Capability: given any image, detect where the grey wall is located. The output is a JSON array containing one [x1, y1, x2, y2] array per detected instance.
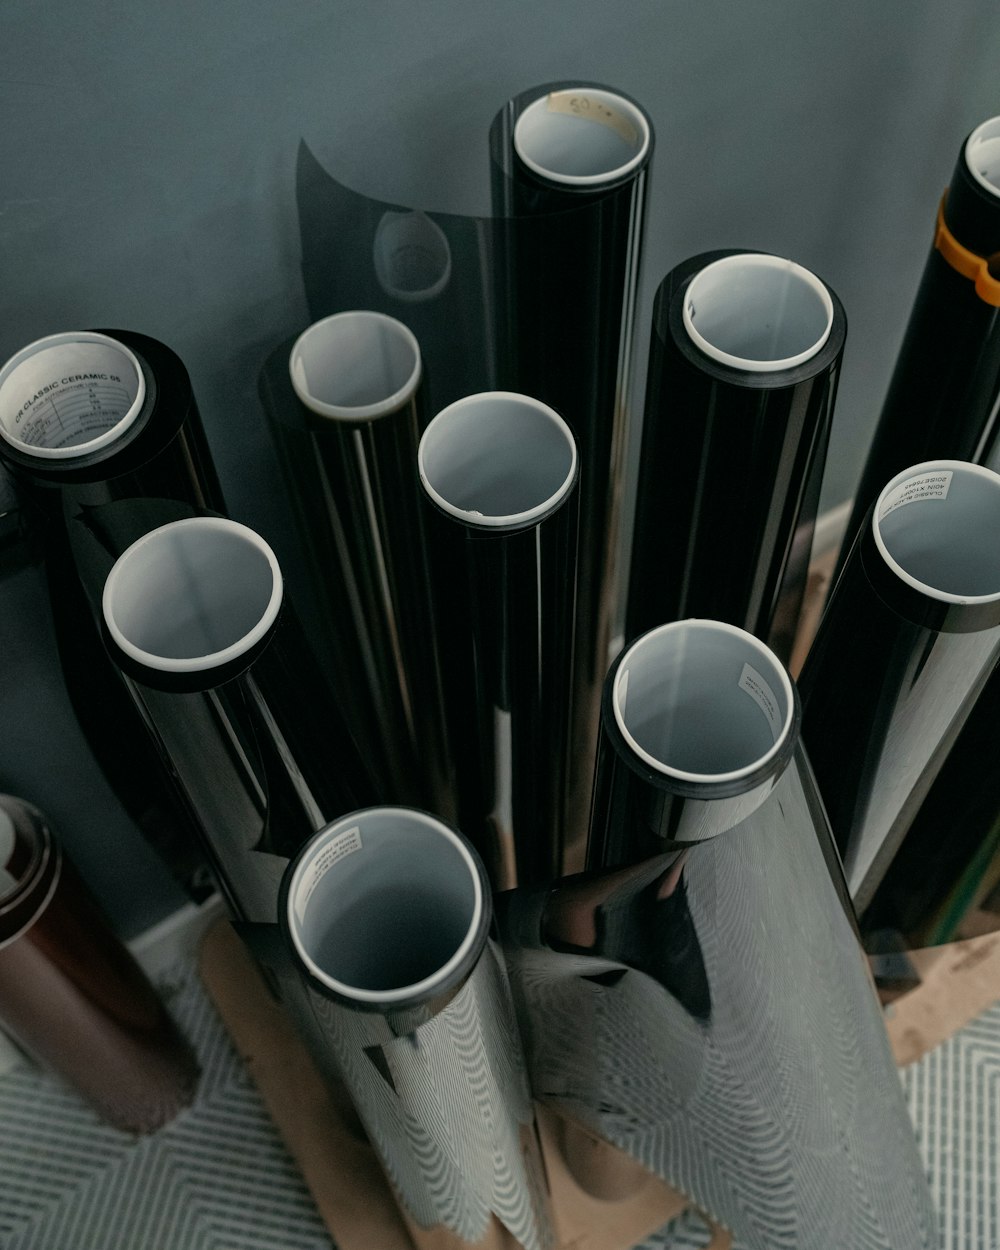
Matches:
[[1, 0, 998, 929]]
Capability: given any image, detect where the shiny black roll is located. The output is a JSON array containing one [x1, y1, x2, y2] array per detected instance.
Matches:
[[0, 330, 225, 899], [800, 460, 1000, 914], [98, 512, 376, 922], [500, 619, 935, 1249], [491, 83, 653, 869], [841, 116, 1000, 571], [280, 807, 552, 1250], [863, 667, 1000, 949], [418, 392, 579, 891], [260, 312, 455, 817], [626, 251, 846, 662], [293, 85, 652, 876]]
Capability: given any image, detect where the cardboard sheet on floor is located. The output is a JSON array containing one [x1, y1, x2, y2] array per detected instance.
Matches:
[[885, 932, 1000, 1066]]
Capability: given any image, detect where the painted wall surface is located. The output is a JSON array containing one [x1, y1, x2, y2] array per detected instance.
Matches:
[[1, 1, 997, 929]]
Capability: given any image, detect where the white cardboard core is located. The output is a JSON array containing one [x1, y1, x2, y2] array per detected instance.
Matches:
[[289, 311, 422, 422], [965, 116, 1000, 199], [682, 254, 834, 371], [613, 619, 793, 783], [873, 460, 1000, 602], [287, 808, 483, 1005], [418, 391, 577, 528], [513, 88, 650, 186], [102, 517, 283, 673], [374, 211, 452, 302], [0, 332, 145, 458]]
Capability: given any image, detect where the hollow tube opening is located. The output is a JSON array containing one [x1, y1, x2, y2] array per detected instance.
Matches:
[[682, 254, 834, 371], [289, 311, 422, 421], [102, 517, 283, 673], [287, 808, 483, 1004], [0, 332, 145, 459], [613, 620, 794, 783], [373, 211, 452, 303], [513, 87, 650, 186], [873, 460, 1000, 602], [965, 116, 1000, 199], [418, 391, 577, 528]]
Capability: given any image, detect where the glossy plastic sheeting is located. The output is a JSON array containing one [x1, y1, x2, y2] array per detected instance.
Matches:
[[280, 809, 552, 1250], [0, 793, 197, 1133], [864, 669, 1000, 949], [293, 82, 652, 872], [418, 393, 579, 890], [93, 511, 376, 924], [0, 329, 225, 899], [841, 116, 1000, 570], [260, 314, 455, 818], [800, 461, 1000, 915], [626, 251, 846, 662], [499, 620, 935, 1250]]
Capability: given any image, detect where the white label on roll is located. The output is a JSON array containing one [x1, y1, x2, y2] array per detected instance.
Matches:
[[878, 470, 953, 519], [294, 826, 363, 925], [0, 337, 142, 453], [739, 663, 781, 740], [11, 375, 132, 448], [546, 91, 638, 145]]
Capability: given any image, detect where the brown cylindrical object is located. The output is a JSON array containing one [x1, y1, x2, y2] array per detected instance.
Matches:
[[0, 793, 198, 1133]]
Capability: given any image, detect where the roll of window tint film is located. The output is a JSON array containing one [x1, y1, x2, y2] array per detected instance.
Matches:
[[500, 620, 936, 1249], [626, 251, 846, 662]]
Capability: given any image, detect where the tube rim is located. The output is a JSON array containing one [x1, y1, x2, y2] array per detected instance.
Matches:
[[284, 807, 487, 1008], [289, 311, 422, 422], [513, 86, 651, 187], [611, 619, 796, 785], [418, 390, 578, 530], [871, 459, 1000, 606], [964, 116, 1000, 201], [102, 516, 283, 675], [0, 331, 146, 459], [681, 253, 834, 373]]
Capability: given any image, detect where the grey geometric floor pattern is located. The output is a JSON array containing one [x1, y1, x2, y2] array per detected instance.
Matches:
[[0, 957, 996, 1249]]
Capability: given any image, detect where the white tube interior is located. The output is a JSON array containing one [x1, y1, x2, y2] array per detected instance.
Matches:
[[874, 461, 1000, 602], [102, 517, 283, 673], [373, 211, 452, 302], [289, 311, 421, 421], [0, 332, 145, 458], [513, 87, 650, 186], [965, 116, 1000, 199], [287, 808, 483, 1004], [613, 620, 794, 783], [682, 254, 834, 371], [418, 391, 577, 528]]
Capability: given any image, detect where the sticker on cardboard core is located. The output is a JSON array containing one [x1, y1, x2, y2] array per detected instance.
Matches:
[[738, 663, 781, 741], [879, 471, 953, 519], [546, 91, 639, 146], [294, 826, 363, 925], [0, 339, 142, 452]]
